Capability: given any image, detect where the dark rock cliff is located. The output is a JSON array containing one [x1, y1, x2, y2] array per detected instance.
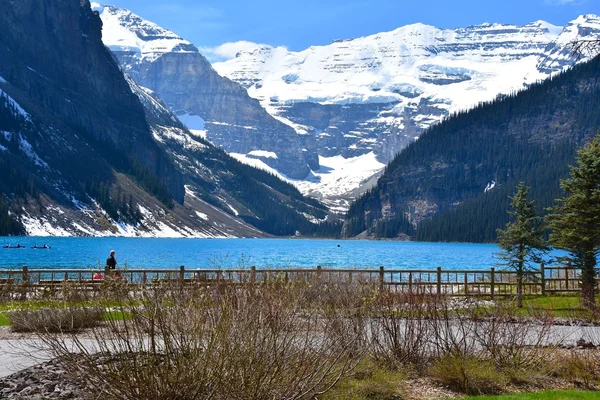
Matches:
[[0, 0, 184, 202]]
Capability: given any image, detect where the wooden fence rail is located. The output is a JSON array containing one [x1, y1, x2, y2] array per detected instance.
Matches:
[[0, 265, 598, 297]]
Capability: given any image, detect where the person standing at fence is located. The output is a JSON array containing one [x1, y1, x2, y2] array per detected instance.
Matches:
[[106, 250, 124, 279], [106, 250, 117, 271]]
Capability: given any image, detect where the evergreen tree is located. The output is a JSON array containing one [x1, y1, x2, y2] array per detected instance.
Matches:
[[547, 135, 600, 309], [496, 183, 548, 308]]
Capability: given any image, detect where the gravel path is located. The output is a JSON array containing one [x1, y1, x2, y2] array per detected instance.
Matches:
[[0, 358, 86, 399]]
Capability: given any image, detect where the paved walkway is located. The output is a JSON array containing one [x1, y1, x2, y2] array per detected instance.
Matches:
[[0, 339, 101, 378], [1, 324, 599, 378], [0, 340, 52, 378]]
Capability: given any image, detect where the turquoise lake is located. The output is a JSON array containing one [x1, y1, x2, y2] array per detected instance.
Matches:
[[0, 237, 558, 271]]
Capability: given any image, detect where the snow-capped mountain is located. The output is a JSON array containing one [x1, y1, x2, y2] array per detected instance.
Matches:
[[214, 15, 600, 210], [92, 3, 317, 180], [0, 0, 331, 238], [91, 3, 600, 212]]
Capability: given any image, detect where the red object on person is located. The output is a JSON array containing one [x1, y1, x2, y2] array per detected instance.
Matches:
[[92, 272, 104, 280]]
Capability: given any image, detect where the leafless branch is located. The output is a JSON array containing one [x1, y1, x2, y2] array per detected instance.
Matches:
[[568, 38, 600, 59]]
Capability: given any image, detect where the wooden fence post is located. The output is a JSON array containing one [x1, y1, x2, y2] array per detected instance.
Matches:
[[250, 266, 256, 284], [540, 263, 546, 296], [565, 266, 569, 291], [379, 266, 384, 290], [437, 267, 442, 295], [22, 265, 28, 284], [490, 267, 495, 300], [408, 272, 413, 294], [317, 265, 322, 281], [179, 265, 185, 285], [464, 273, 469, 295]]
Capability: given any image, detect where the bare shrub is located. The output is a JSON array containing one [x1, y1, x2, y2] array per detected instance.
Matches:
[[32, 280, 370, 400], [369, 289, 434, 369], [9, 307, 104, 333], [0, 279, 16, 301], [472, 300, 556, 372], [427, 296, 482, 359]]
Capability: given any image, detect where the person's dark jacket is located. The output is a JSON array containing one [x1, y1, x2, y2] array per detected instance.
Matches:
[[106, 255, 117, 270]]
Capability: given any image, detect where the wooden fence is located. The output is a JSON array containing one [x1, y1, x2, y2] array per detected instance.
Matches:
[[1, 264, 599, 298]]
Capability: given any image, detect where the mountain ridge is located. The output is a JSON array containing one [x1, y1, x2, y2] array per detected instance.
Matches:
[[214, 14, 600, 210]]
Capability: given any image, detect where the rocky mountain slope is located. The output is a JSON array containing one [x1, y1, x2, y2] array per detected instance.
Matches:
[[0, 0, 333, 237], [215, 15, 600, 208], [343, 55, 600, 241], [92, 3, 316, 180]]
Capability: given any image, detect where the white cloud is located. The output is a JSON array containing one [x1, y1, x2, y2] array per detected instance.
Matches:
[[198, 41, 271, 62]]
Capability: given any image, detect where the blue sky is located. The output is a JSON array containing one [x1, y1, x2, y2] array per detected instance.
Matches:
[[110, 0, 598, 58]]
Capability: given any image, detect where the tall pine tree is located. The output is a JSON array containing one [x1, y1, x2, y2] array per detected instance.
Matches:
[[547, 135, 600, 309], [496, 183, 547, 308]]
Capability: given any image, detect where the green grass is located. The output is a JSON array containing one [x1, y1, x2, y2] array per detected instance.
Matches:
[[464, 390, 600, 399], [517, 295, 600, 319]]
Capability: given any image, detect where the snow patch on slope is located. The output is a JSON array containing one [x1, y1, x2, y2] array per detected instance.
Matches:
[[231, 151, 385, 212], [22, 215, 72, 237], [0, 88, 31, 120], [248, 150, 278, 159], [18, 134, 48, 168]]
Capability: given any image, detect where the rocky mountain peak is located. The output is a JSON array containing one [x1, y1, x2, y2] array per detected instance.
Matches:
[[94, 4, 315, 179], [91, 3, 197, 61]]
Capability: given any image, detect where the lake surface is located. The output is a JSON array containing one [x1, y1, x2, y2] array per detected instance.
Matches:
[[0, 237, 557, 271]]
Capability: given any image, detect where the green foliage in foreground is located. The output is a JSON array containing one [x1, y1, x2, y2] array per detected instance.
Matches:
[[463, 390, 600, 400]]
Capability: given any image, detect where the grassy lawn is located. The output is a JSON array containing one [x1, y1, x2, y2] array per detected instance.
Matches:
[[1, 294, 598, 327], [464, 390, 600, 399], [518, 295, 600, 319]]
